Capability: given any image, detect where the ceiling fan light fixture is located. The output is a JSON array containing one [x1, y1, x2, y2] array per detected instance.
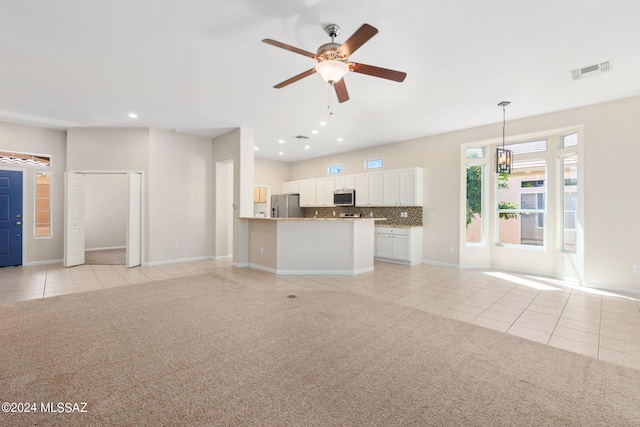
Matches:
[[315, 60, 349, 83]]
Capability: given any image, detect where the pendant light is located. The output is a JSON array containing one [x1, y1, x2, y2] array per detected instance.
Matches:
[[496, 101, 512, 174]]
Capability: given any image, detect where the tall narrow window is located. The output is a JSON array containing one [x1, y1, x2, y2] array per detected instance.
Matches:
[[497, 160, 546, 246], [466, 165, 483, 243], [35, 172, 51, 237], [563, 155, 578, 252]]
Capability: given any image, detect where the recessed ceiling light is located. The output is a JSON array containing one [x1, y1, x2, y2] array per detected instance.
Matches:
[[337, 137, 344, 142], [171, 129, 181, 133], [304, 145, 310, 149], [319, 121, 327, 126], [278, 139, 285, 144], [128, 113, 138, 119], [254, 147, 259, 151], [311, 130, 318, 134], [279, 152, 284, 156]]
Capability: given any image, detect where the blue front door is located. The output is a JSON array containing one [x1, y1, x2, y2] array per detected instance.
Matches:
[[0, 170, 23, 267]]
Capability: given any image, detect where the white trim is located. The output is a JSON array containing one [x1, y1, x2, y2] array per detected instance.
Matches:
[[142, 256, 214, 267], [422, 260, 460, 269], [213, 255, 232, 261], [458, 263, 491, 270], [233, 262, 249, 268], [375, 258, 420, 267], [24, 259, 63, 266], [249, 263, 374, 275], [85, 246, 126, 252], [248, 263, 276, 274]]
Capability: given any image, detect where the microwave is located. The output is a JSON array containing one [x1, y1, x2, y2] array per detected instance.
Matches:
[[333, 189, 356, 206]]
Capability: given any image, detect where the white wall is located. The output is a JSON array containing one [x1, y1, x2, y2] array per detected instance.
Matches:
[[147, 128, 212, 263], [67, 128, 149, 171], [211, 128, 254, 265], [288, 96, 640, 292], [0, 121, 67, 264], [254, 156, 290, 195], [84, 174, 127, 250], [67, 127, 214, 265]]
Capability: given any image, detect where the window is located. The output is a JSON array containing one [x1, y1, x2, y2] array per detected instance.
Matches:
[[0, 151, 51, 166], [503, 139, 547, 155], [521, 180, 544, 188], [563, 155, 578, 252], [497, 160, 546, 246], [563, 133, 578, 148], [365, 159, 383, 169], [466, 165, 483, 243], [35, 172, 52, 238], [466, 148, 485, 158], [328, 164, 342, 175]]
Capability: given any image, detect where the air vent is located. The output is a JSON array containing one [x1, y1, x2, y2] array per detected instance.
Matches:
[[570, 60, 612, 81], [293, 135, 309, 140]]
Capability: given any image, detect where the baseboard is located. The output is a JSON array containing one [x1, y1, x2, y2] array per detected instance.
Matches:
[[233, 262, 249, 268], [142, 256, 214, 267], [23, 259, 63, 267], [422, 259, 460, 269], [85, 246, 126, 252], [213, 255, 232, 261]]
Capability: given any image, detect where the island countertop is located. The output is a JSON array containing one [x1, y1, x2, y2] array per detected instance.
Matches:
[[241, 217, 386, 221]]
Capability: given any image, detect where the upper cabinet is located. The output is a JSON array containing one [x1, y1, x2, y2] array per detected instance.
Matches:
[[283, 167, 423, 207], [383, 168, 423, 206], [253, 186, 268, 203]]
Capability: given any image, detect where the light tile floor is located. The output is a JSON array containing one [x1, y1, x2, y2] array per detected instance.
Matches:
[[1, 260, 639, 371]]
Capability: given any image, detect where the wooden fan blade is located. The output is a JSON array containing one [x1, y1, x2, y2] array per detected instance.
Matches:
[[339, 24, 378, 57], [262, 39, 316, 59], [274, 68, 317, 88], [333, 78, 349, 103], [350, 62, 407, 82]]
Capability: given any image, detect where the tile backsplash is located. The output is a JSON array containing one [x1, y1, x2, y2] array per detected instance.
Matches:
[[303, 206, 423, 227]]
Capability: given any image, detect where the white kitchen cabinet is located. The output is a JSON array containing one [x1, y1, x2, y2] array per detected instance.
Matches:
[[306, 179, 317, 206], [383, 170, 400, 205], [289, 180, 301, 195], [283, 166, 423, 208], [324, 177, 336, 206], [355, 173, 369, 206], [334, 174, 355, 190], [311, 178, 324, 206], [382, 167, 423, 206], [368, 172, 384, 206], [299, 180, 310, 206], [374, 226, 423, 266]]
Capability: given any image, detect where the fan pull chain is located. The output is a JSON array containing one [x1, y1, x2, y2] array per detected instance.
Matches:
[[328, 83, 334, 115]]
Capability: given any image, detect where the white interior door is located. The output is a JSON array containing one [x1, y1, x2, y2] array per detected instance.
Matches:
[[64, 173, 85, 267], [126, 172, 141, 268]]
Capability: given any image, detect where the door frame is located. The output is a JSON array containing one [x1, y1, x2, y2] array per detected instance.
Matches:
[[66, 170, 144, 267], [0, 167, 27, 266]]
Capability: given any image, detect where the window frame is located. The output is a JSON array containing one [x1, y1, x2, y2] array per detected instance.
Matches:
[[34, 171, 52, 239]]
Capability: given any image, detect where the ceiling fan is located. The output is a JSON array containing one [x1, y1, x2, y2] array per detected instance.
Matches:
[[262, 23, 406, 103]]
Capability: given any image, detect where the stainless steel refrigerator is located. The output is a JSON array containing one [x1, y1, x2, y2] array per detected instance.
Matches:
[[271, 193, 304, 218]]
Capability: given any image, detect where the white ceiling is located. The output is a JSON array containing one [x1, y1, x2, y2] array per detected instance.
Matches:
[[1, 0, 639, 161]]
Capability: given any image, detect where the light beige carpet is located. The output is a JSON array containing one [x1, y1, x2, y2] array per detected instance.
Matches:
[[84, 248, 125, 265], [1, 273, 639, 426]]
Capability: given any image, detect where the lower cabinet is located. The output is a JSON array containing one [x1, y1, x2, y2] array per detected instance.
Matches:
[[374, 227, 423, 266]]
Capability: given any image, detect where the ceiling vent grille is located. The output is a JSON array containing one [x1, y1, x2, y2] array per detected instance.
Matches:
[[570, 60, 611, 81], [293, 135, 309, 140]]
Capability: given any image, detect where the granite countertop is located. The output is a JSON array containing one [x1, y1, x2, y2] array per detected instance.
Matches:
[[243, 217, 387, 221], [375, 224, 424, 228]]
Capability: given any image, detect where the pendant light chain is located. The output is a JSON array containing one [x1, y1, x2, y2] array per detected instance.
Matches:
[[496, 101, 512, 174]]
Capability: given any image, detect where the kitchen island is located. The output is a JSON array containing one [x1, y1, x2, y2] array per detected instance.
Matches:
[[244, 217, 380, 275]]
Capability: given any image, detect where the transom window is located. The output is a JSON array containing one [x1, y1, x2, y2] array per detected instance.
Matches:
[[328, 164, 342, 175], [0, 151, 51, 167]]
